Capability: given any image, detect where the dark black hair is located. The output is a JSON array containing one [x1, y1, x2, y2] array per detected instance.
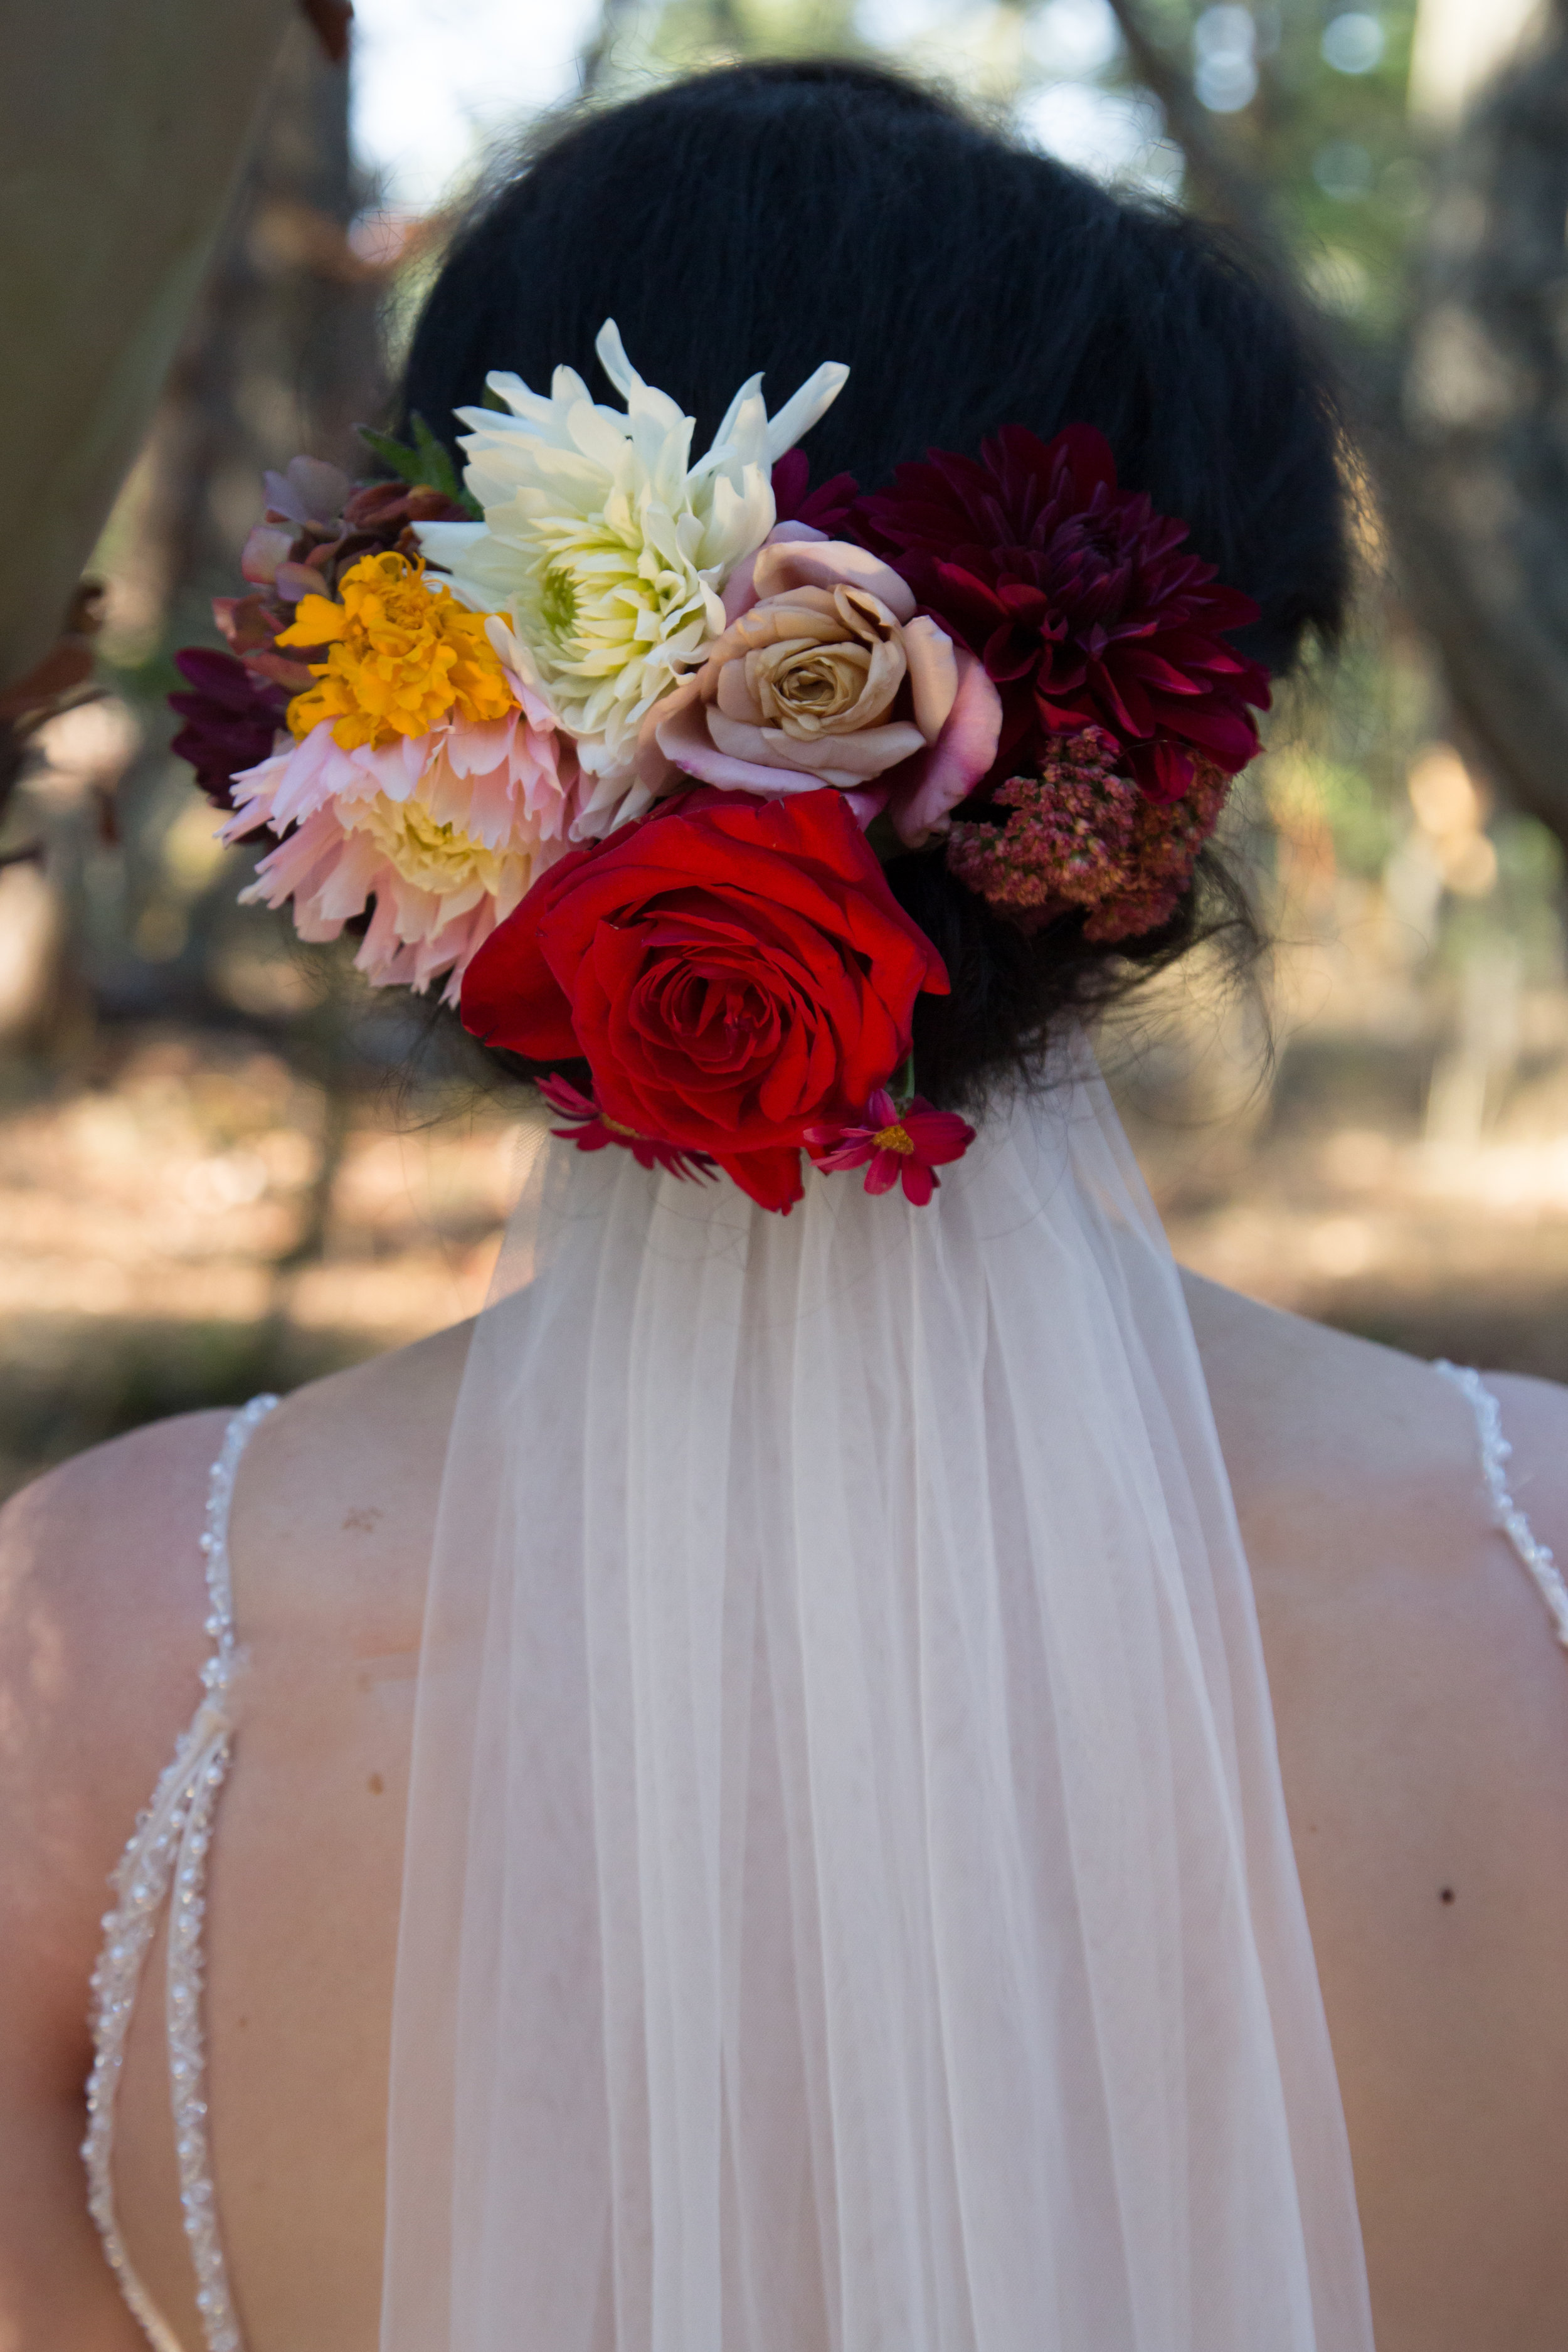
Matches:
[[403, 58, 1348, 1104]]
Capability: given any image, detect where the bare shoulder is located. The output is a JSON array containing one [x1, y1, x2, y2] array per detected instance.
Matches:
[[0, 1327, 475, 2349], [0, 1404, 228, 1662], [1182, 1269, 1479, 1496], [0, 1410, 243, 2346], [1181, 1268, 1568, 1581], [1184, 1273, 1568, 2351], [1180, 1267, 1568, 1761], [229, 1313, 475, 1652], [0, 1409, 232, 2039], [0, 1311, 474, 2040]]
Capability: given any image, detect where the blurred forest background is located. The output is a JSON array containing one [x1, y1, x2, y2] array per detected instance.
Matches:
[[3, 0, 1568, 1495]]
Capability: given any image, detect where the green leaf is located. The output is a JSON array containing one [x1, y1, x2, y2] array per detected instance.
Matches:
[[356, 421, 426, 487], [355, 415, 480, 516], [410, 413, 462, 499]]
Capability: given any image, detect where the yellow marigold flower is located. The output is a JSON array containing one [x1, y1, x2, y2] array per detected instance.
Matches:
[[278, 551, 514, 750]]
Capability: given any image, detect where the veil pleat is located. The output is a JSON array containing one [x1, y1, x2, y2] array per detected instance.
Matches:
[[382, 1050, 1374, 2352]]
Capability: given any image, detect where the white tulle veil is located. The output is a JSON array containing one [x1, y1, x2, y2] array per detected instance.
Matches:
[[380, 1042, 1374, 2352]]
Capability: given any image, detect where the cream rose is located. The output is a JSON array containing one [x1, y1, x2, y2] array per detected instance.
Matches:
[[638, 532, 1002, 844]]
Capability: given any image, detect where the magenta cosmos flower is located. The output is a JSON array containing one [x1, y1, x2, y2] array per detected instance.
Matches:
[[806, 1089, 975, 1205], [853, 424, 1271, 803], [539, 1075, 715, 1182]]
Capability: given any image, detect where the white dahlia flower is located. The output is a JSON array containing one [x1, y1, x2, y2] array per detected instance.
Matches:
[[415, 320, 848, 807]]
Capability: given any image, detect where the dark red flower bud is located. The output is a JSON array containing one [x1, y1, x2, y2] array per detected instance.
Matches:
[[169, 648, 289, 811]]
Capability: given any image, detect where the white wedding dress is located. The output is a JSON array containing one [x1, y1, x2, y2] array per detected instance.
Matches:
[[79, 1056, 1568, 2352]]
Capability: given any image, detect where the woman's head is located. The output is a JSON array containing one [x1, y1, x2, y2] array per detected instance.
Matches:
[[403, 59, 1348, 1102]]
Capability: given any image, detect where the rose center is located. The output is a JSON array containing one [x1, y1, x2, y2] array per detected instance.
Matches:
[[775, 647, 867, 715], [650, 959, 776, 1064], [749, 636, 884, 740]]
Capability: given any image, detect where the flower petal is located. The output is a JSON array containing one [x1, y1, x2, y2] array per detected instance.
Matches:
[[902, 616, 958, 743], [899, 1159, 936, 1205], [750, 537, 917, 621], [240, 524, 295, 587], [886, 650, 1004, 845], [721, 522, 830, 625]]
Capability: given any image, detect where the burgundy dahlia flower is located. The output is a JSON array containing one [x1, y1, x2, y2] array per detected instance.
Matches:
[[852, 425, 1271, 803], [770, 449, 860, 537], [168, 647, 290, 810]]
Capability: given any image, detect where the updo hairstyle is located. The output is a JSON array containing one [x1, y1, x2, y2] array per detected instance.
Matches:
[[401, 59, 1349, 1107]]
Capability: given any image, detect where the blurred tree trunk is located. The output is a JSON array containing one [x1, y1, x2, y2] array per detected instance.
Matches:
[[1370, 8, 1568, 843], [1109, 0, 1568, 857], [0, 0, 293, 694], [123, 17, 386, 653], [95, 16, 386, 1026]]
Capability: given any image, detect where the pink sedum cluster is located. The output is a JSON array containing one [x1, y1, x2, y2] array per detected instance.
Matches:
[[945, 728, 1229, 944], [1078, 763, 1231, 943]]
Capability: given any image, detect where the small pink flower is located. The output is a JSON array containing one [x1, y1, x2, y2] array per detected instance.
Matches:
[[539, 1075, 716, 1182], [805, 1088, 975, 1205]]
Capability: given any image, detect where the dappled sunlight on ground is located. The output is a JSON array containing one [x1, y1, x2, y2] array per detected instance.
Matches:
[[1159, 1104, 1568, 1375], [1120, 896, 1568, 1380], [5, 864, 1568, 1498], [0, 1029, 527, 1496]]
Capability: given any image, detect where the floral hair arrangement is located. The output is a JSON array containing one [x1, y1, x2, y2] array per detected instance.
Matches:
[[171, 322, 1269, 1214]]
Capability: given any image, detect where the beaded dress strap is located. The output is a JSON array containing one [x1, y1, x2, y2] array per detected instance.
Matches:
[[1435, 1361, 1568, 1649], [82, 1394, 278, 2352]]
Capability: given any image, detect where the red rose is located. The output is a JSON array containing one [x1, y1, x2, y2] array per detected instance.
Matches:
[[460, 787, 949, 1213]]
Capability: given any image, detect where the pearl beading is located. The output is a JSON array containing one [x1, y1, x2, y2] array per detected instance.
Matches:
[[82, 1394, 278, 2352], [1436, 1360, 1568, 1649]]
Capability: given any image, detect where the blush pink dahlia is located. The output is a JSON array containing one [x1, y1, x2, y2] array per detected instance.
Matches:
[[806, 1089, 975, 1205], [225, 686, 576, 1003], [853, 425, 1270, 803]]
